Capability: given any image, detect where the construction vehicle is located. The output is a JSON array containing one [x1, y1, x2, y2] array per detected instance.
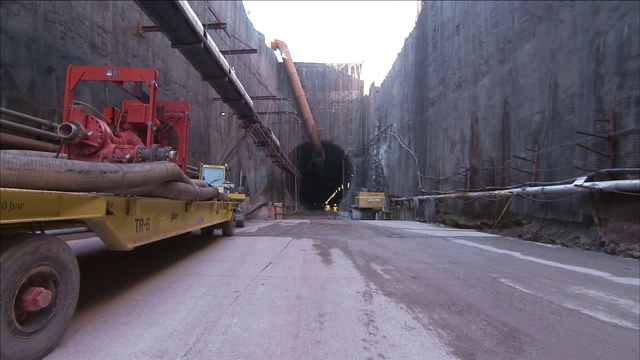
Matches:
[[199, 164, 247, 227], [347, 192, 389, 220], [0, 65, 237, 360]]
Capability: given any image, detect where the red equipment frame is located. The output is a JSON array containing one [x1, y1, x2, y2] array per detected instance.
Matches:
[[60, 65, 190, 173]]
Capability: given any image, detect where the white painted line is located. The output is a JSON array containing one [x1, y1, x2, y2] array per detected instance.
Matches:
[[452, 239, 640, 286], [498, 279, 640, 330], [530, 242, 562, 248], [277, 220, 310, 226], [362, 221, 498, 237], [568, 286, 640, 316], [498, 278, 535, 294], [241, 220, 310, 233], [242, 223, 275, 233], [406, 229, 498, 237], [370, 263, 392, 279], [558, 301, 640, 330]]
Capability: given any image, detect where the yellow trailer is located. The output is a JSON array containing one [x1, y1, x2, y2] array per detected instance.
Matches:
[[0, 187, 236, 360]]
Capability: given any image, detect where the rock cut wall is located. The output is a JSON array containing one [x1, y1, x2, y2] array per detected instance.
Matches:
[[368, 1, 640, 226]]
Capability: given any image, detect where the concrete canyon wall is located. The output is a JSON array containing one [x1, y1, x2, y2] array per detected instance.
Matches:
[[368, 1, 640, 233]]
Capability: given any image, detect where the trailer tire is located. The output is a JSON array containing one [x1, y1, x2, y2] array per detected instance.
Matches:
[[1, 234, 80, 360], [200, 226, 215, 237], [221, 218, 236, 236]]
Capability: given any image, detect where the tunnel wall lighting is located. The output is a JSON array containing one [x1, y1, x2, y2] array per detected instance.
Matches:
[[326, 189, 339, 204]]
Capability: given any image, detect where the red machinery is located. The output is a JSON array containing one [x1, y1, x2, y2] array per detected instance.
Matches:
[[58, 65, 190, 173]]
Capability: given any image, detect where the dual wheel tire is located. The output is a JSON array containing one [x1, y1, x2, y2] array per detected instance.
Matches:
[[200, 215, 236, 237], [1, 234, 80, 360]]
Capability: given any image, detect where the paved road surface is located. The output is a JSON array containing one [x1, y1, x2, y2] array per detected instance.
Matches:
[[47, 219, 640, 360]]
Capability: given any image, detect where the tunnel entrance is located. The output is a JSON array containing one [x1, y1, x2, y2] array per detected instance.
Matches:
[[288, 141, 354, 210]]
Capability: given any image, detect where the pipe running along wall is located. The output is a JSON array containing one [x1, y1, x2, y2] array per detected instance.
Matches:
[[134, 0, 300, 177], [392, 179, 640, 202], [270, 39, 325, 169]]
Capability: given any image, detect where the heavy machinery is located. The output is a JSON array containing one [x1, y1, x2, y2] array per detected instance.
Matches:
[[348, 192, 389, 220], [199, 164, 247, 227], [0, 65, 237, 360]]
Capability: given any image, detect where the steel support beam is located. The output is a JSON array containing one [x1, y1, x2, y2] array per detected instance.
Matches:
[[220, 49, 258, 55], [134, 0, 300, 177]]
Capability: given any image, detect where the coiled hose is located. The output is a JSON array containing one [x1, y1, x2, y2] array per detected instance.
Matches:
[[0, 150, 228, 201]]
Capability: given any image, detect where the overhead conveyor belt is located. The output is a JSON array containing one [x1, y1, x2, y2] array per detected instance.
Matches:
[[134, 0, 301, 177]]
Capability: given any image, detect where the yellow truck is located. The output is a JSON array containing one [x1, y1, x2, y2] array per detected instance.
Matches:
[[199, 164, 247, 227], [348, 192, 388, 220]]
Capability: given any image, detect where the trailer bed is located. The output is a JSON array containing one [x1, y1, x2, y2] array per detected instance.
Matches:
[[1, 188, 237, 250]]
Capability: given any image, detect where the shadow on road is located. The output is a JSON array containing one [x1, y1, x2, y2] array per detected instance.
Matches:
[[72, 232, 225, 314]]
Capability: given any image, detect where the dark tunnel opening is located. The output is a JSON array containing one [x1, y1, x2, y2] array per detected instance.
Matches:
[[288, 141, 354, 210]]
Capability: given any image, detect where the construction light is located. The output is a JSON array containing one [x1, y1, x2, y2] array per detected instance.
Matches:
[[325, 190, 338, 204]]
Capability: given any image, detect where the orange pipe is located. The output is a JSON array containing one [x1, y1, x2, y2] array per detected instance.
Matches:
[[270, 39, 325, 165]]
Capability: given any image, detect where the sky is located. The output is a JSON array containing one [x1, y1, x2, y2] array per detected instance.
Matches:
[[242, 1, 421, 93]]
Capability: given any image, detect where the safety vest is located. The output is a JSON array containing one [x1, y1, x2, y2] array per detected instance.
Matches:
[[324, 205, 330, 211], [332, 206, 338, 212]]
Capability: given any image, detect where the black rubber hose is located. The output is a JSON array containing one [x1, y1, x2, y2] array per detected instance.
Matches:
[[0, 107, 59, 130], [188, 179, 230, 200], [0, 119, 61, 140], [0, 149, 66, 158], [0, 152, 192, 193], [116, 181, 220, 201], [0, 151, 227, 201], [191, 179, 210, 188], [245, 201, 269, 217]]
